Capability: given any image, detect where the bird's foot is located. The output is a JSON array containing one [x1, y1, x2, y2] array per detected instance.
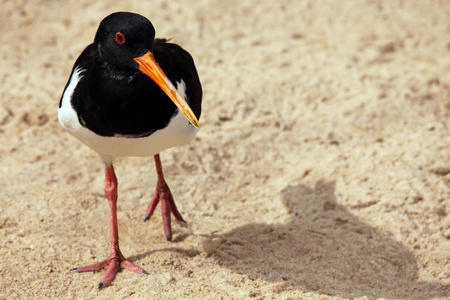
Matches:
[[71, 250, 148, 288], [144, 179, 185, 241]]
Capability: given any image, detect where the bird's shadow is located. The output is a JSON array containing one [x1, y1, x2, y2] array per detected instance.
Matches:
[[201, 180, 450, 299]]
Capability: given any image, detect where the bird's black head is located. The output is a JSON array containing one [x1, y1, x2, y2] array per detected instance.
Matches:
[[94, 12, 155, 70]]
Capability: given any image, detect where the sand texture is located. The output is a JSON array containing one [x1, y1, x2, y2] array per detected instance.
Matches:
[[1, 0, 450, 299]]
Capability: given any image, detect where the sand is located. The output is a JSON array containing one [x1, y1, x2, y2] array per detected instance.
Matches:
[[1, 0, 449, 299]]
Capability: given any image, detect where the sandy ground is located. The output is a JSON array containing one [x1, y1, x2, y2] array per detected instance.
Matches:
[[1, 0, 450, 299]]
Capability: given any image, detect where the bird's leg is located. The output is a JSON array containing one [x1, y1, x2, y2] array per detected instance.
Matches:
[[71, 161, 148, 288], [144, 154, 185, 241]]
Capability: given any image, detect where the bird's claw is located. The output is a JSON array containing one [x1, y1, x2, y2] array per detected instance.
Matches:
[[72, 255, 148, 288], [145, 180, 185, 241]]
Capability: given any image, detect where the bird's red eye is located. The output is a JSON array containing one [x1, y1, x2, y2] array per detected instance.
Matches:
[[115, 32, 125, 44]]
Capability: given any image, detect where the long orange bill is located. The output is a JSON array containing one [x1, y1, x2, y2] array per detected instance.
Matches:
[[133, 51, 200, 129]]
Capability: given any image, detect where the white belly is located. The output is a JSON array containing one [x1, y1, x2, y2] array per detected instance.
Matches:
[[58, 68, 198, 159]]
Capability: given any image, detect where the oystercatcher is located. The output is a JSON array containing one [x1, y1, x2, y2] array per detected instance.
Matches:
[[58, 12, 202, 288]]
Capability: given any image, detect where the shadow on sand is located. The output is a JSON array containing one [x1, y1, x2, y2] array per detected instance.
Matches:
[[202, 180, 450, 299]]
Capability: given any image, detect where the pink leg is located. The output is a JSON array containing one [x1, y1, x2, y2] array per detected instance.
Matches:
[[144, 154, 185, 241], [71, 161, 148, 288]]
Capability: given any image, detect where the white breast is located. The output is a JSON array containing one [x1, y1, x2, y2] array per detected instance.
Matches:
[[58, 67, 198, 160]]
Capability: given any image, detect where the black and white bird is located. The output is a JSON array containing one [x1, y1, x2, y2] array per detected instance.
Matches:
[[58, 12, 202, 288]]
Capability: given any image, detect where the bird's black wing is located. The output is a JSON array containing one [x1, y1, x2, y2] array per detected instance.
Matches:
[[153, 39, 202, 120], [59, 44, 96, 108]]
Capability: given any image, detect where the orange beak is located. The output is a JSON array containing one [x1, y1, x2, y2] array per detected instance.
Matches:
[[133, 51, 200, 129]]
